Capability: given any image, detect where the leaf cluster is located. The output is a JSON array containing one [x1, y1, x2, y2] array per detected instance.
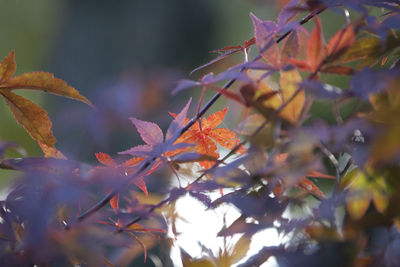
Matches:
[[1, 0, 400, 266]]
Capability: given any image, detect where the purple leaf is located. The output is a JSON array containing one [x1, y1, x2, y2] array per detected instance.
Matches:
[[281, 30, 299, 61], [190, 49, 241, 75], [212, 70, 255, 85], [0, 157, 85, 172], [218, 216, 262, 236], [166, 98, 192, 141], [189, 191, 212, 207], [172, 152, 217, 163], [188, 181, 224, 191], [277, 0, 301, 27], [129, 117, 164, 146], [172, 79, 201, 95], [250, 13, 280, 65], [351, 68, 400, 99], [301, 80, 344, 99], [119, 144, 152, 156]]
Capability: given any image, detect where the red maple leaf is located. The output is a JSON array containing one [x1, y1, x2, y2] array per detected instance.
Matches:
[[288, 17, 356, 76], [172, 108, 246, 169]]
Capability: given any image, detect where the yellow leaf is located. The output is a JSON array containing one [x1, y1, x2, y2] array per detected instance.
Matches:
[[183, 259, 216, 267], [279, 69, 305, 123], [347, 193, 371, 220], [2, 72, 93, 107], [0, 91, 56, 147], [371, 174, 389, 214], [230, 235, 251, 264], [0, 50, 16, 83]]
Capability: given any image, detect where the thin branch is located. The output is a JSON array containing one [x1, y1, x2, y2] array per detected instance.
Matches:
[[75, 7, 328, 223]]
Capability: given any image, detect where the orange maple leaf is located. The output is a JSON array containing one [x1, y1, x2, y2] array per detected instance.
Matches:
[[288, 17, 356, 76], [172, 108, 245, 169]]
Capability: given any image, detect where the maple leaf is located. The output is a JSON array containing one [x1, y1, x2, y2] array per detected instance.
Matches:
[[0, 50, 92, 155], [118, 99, 193, 178], [343, 168, 391, 220], [94, 152, 148, 212], [288, 17, 356, 76], [172, 108, 245, 169], [250, 13, 302, 69], [246, 69, 305, 124], [275, 153, 335, 198]]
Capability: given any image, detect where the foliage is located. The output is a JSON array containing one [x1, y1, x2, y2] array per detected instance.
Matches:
[[1, 0, 400, 266]]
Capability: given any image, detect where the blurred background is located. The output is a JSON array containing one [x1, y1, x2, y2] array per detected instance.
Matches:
[[0, 0, 280, 161]]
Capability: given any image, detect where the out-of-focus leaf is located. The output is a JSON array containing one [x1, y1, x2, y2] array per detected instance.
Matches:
[[307, 171, 335, 179], [190, 37, 256, 74], [0, 140, 26, 159], [183, 259, 216, 267], [321, 65, 355, 75], [127, 232, 147, 262], [0, 157, 85, 173], [189, 191, 212, 207], [0, 90, 56, 146], [38, 142, 66, 159], [172, 71, 253, 95], [351, 68, 400, 100], [172, 80, 201, 95], [236, 114, 266, 135], [298, 178, 325, 198], [301, 80, 344, 99], [344, 169, 390, 220], [230, 235, 251, 264], [166, 98, 192, 141], [172, 152, 217, 163], [95, 152, 118, 167], [338, 36, 381, 64], [307, 17, 324, 69], [218, 216, 261, 236], [94, 152, 148, 196], [277, 0, 301, 26], [110, 194, 119, 213], [279, 69, 305, 123], [281, 31, 300, 63], [339, 31, 400, 67], [325, 24, 356, 59]]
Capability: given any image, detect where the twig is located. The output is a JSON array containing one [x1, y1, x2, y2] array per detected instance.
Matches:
[[75, 7, 328, 223]]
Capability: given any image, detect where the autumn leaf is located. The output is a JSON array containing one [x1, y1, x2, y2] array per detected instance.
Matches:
[[288, 17, 356, 75], [279, 69, 305, 123], [2, 72, 93, 107], [172, 108, 245, 169], [275, 153, 335, 198], [94, 152, 148, 209], [343, 168, 391, 220], [0, 90, 56, 146], [0, 50, 92, 155], [120, 99, 192, 159], [247, 69, 305, 124], [38, 142, 66, 159]]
